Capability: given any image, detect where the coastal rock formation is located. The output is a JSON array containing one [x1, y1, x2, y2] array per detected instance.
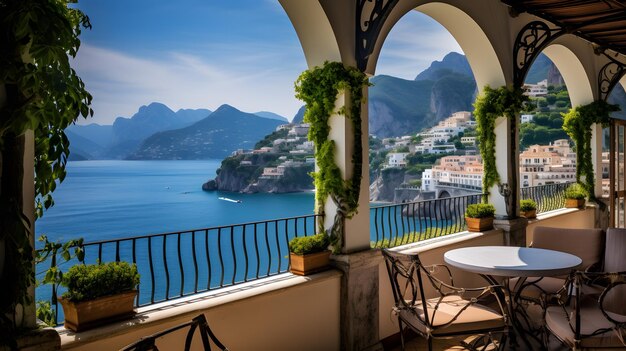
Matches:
[[202, 153, 314, 194], [370, 168, 417, 202]]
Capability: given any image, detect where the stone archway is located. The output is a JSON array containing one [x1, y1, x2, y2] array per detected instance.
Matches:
[[438, 190, 451, 198], [542, 42, 594, 106], [367, 1, 507, 88], [279, 0, 341, 69]]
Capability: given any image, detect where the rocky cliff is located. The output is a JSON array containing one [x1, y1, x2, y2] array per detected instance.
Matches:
[[202, 153, 314, 193], [370, 168, 415, 202]]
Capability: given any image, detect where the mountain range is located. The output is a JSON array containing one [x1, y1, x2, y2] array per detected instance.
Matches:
[[65, 51, 567, 160], [127, 105, 283, 159], [366, 51, 558, 137], [67, 103, 288, 160]]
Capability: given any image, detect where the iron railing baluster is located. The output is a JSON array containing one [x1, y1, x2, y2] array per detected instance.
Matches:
[[192, 231, 198, 294], [163, 235, 170, 300]]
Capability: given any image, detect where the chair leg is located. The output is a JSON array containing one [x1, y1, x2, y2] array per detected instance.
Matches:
[[498, 330, 508, 351], [398, 317, 405, 351], [427, 336, 433, 351]]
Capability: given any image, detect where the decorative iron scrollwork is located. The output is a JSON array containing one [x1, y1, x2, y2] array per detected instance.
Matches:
[[356, 0, 399, 72], [513, 21, 563, 86], [599, 55, 626, 101]]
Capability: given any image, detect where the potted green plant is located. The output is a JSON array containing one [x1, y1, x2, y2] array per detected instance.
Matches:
[[564, 183, 586, 209], [58, 261, 140, 332], [288, 233, 331, 276], [465, 203, 496, 232], [520, 199, 537, 219]]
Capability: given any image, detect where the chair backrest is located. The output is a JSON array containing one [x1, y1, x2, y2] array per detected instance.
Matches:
[[120, 314, 228, 351], [532, 226, 604, 270], [603, 228, 626, 315], [381, 249, 430, 325]]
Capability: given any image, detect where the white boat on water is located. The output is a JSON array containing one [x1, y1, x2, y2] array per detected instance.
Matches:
[[218, 197, 242, 203]]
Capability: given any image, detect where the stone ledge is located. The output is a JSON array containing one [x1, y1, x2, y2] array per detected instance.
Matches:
[[392, 229, 503, 255], [59, 269, 342, 349]]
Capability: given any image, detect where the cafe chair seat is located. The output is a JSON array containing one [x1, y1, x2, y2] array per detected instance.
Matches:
[[545, 271, 626, 349], [382, 248, 508, 351], [400, 295, 506, 336]]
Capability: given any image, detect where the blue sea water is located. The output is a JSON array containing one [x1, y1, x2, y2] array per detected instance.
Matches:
[[35, 160, 317, 313], [36, 160, 315, 243], [35, 160, 455, 315]]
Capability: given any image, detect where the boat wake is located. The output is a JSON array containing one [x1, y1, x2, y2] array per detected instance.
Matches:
[[218, 197, 242, 203]]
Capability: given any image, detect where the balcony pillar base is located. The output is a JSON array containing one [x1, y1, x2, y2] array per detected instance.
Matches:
[[494, 217, 528, 247], [590, 199, 610, 229], [9, 324, 60, 351], [331, 249, 383, 351]]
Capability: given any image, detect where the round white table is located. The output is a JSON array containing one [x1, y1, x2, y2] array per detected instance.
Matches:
[[444, 246, 582, 277], [444, 246, 582, 350]]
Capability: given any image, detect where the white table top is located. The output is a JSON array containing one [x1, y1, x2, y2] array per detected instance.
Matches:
[[444, 246, 582, 277]]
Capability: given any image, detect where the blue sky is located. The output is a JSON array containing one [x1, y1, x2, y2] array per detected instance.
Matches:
[[73, 1, 461, 125]]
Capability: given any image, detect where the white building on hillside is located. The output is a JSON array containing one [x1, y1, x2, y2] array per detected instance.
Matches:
[[523, 79, 548, 97], [387, 152, 409, 168]]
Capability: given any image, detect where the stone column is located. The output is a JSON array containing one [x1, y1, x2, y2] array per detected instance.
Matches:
[[324, 86, 379, 351], [492, 114, 529, 246], [323, 88, 371, 253], [331, 249, 383, 351], [495, 217, 529, 247]]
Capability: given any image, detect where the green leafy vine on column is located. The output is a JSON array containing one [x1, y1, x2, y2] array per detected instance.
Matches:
[[294, 62, 370, 253], [563, 100, 619, 199], [473, 85, 528, 193], [0, 0, 92, 340]]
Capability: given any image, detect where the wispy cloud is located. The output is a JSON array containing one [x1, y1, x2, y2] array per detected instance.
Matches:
[[72, 44, 307, 124], [71, 7, 460, 125]]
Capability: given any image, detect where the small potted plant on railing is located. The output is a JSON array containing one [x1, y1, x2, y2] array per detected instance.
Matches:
[[465, 203, 496, 232], [520, 199, 537, 219], [288, 233, 331, 276], [564, 183, 586, 209], [58, 261, 140, 332]]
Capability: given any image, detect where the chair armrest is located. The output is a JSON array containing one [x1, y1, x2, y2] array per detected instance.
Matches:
[[422, 264, 506, 305]]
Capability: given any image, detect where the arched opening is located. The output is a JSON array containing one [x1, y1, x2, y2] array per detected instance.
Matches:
[[368, 3, 505, 206]]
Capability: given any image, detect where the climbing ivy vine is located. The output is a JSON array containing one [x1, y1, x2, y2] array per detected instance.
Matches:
[[473, 85, 528, 192], [0, 0, 92, 342], [294, 62, 369, 253], [563, 100, 619, 199]]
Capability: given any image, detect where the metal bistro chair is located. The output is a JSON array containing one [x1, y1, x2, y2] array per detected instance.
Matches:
[[382, 249, 508, 351], [120, 314, 229, 351], [545, 228, 626, 349], [511, 227, 604, 327]]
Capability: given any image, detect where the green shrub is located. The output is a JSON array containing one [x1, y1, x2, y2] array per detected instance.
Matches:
[[565, 183, 587, 200], [288, 233, 329, 255], [62, 261, 140, 302], [520, 199, 537, 211], [465, 203, 496, 218]]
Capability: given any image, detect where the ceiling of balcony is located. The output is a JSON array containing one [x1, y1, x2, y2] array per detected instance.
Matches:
[[501, 0, 626, 56]]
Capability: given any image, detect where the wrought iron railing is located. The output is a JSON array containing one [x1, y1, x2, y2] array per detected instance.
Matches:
[[520, 182, 573, 214], [36, 214, 321, 324], [370, 193, 486, 248]]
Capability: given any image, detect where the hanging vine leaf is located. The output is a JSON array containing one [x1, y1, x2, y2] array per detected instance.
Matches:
[[562, 100, 619, 199], [294, 62, 369, 252], [473, 85, 528, 193], [0, 0, 92, 341]]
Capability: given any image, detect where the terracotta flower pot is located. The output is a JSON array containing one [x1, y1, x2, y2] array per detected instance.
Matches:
[[565, 198, 585, 209], [465, 217, 494, 232], [289, 250, 331, 276], [59, 290, 137, 332], [520, 209, 537, 219]]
